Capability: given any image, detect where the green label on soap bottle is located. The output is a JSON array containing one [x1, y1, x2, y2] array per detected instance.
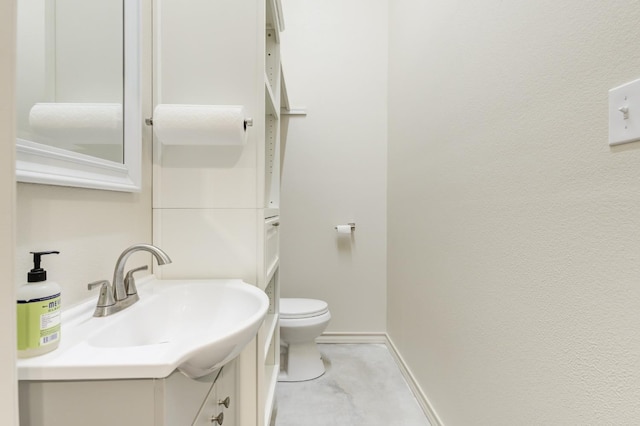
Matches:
[[17, 293, 61, 351]]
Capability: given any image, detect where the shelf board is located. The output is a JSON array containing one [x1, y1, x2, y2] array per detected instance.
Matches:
[[264, 208, 279, 219], [264, 363, 280, 426], [265, 75, 278, 118], [281, 108, 307, 116], [263, 312, 279, 362]]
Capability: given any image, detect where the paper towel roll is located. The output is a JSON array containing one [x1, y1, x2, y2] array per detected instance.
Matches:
[[336, 225, 352, 234], [29, 103, 123, 130], [153, 104, 248, 146], [28, 103, 123, 145]]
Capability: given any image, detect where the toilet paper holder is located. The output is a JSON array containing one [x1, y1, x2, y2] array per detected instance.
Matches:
[[334, 223, 356, 232]]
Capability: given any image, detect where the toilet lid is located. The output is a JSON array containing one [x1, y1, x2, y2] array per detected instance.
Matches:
[[280, 298, 329, 319]]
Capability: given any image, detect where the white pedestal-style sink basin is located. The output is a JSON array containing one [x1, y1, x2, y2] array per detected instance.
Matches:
[[17, 278, 269, 380]]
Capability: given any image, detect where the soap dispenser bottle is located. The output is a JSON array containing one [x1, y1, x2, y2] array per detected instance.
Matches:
[[17, 251, 62, 358]]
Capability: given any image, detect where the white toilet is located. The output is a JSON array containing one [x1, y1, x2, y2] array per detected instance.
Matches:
[[279, 298, 331, 382]]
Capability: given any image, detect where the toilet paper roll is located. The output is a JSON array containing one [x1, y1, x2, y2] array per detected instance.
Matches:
[[153, 104, 248, 146], [336, 225, 352, 234]]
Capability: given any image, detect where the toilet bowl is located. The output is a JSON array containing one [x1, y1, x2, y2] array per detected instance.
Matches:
[[279, 298, 331, 382]]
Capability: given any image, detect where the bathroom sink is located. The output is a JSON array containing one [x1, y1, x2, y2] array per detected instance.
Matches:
[[17, 278, 269, 380]]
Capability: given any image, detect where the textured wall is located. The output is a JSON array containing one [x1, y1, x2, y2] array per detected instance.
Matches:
[[279, 0, 388, 332], [388, 0, 640, 423]]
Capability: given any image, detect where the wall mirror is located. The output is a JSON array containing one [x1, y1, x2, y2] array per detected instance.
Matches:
[[15, 0, 141, 192]]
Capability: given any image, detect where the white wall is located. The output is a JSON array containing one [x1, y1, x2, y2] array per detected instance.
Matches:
[[1, 0, 19, 422], [15, 0, 154, 310], [388, 0, 640, 423], [152, 0, 263, 285], [16, 182, 152, 308], [279, 0, 388, 332]]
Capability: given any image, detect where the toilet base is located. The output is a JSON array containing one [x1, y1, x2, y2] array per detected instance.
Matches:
[[278, 341, 325, 382]]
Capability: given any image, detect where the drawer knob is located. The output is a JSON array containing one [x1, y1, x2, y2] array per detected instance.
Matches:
[[211, 412, 224, 424], [272, 222, 280, 227], [219, 396, 231, 408]]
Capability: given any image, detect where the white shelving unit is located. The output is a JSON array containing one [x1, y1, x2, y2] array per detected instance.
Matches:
[[259, 2, 284, 425]]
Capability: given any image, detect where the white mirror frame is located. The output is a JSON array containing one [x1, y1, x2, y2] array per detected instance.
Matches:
[[16, 0, 142, 192]]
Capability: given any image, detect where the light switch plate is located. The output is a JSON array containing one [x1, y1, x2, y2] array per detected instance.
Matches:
[[609, 78, 640, 146]]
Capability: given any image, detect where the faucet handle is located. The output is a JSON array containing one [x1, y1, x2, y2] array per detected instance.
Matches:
[[124, 265, 148, 296], [87, 280, 116, 307]]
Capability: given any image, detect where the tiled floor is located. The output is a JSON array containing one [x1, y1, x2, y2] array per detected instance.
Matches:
[[273, 343, 431, 426]]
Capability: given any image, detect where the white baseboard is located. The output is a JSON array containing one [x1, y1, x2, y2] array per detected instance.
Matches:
[[384, 335, 443, 426], [317, 332, 388, 344], [318, 332, 443, 426]]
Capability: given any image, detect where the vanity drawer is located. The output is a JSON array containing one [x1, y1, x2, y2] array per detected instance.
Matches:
[[193, 362, 236, 426], [264, 216, 280, 281]]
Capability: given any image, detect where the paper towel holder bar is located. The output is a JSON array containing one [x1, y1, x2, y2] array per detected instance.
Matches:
[[144, 117, 254, 129], [334, 223, 356, 231]]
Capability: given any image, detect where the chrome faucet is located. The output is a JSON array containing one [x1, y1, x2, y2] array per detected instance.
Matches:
[[88, 244, 172, 317]]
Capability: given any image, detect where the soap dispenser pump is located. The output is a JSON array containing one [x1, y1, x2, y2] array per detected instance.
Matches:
[[17, 251, 62, 358]]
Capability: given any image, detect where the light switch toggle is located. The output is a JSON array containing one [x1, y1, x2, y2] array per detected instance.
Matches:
[[618, 106, 629, 120]]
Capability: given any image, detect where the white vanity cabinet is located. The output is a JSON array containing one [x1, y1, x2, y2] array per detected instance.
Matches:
[[18, 361, 237, 426]]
